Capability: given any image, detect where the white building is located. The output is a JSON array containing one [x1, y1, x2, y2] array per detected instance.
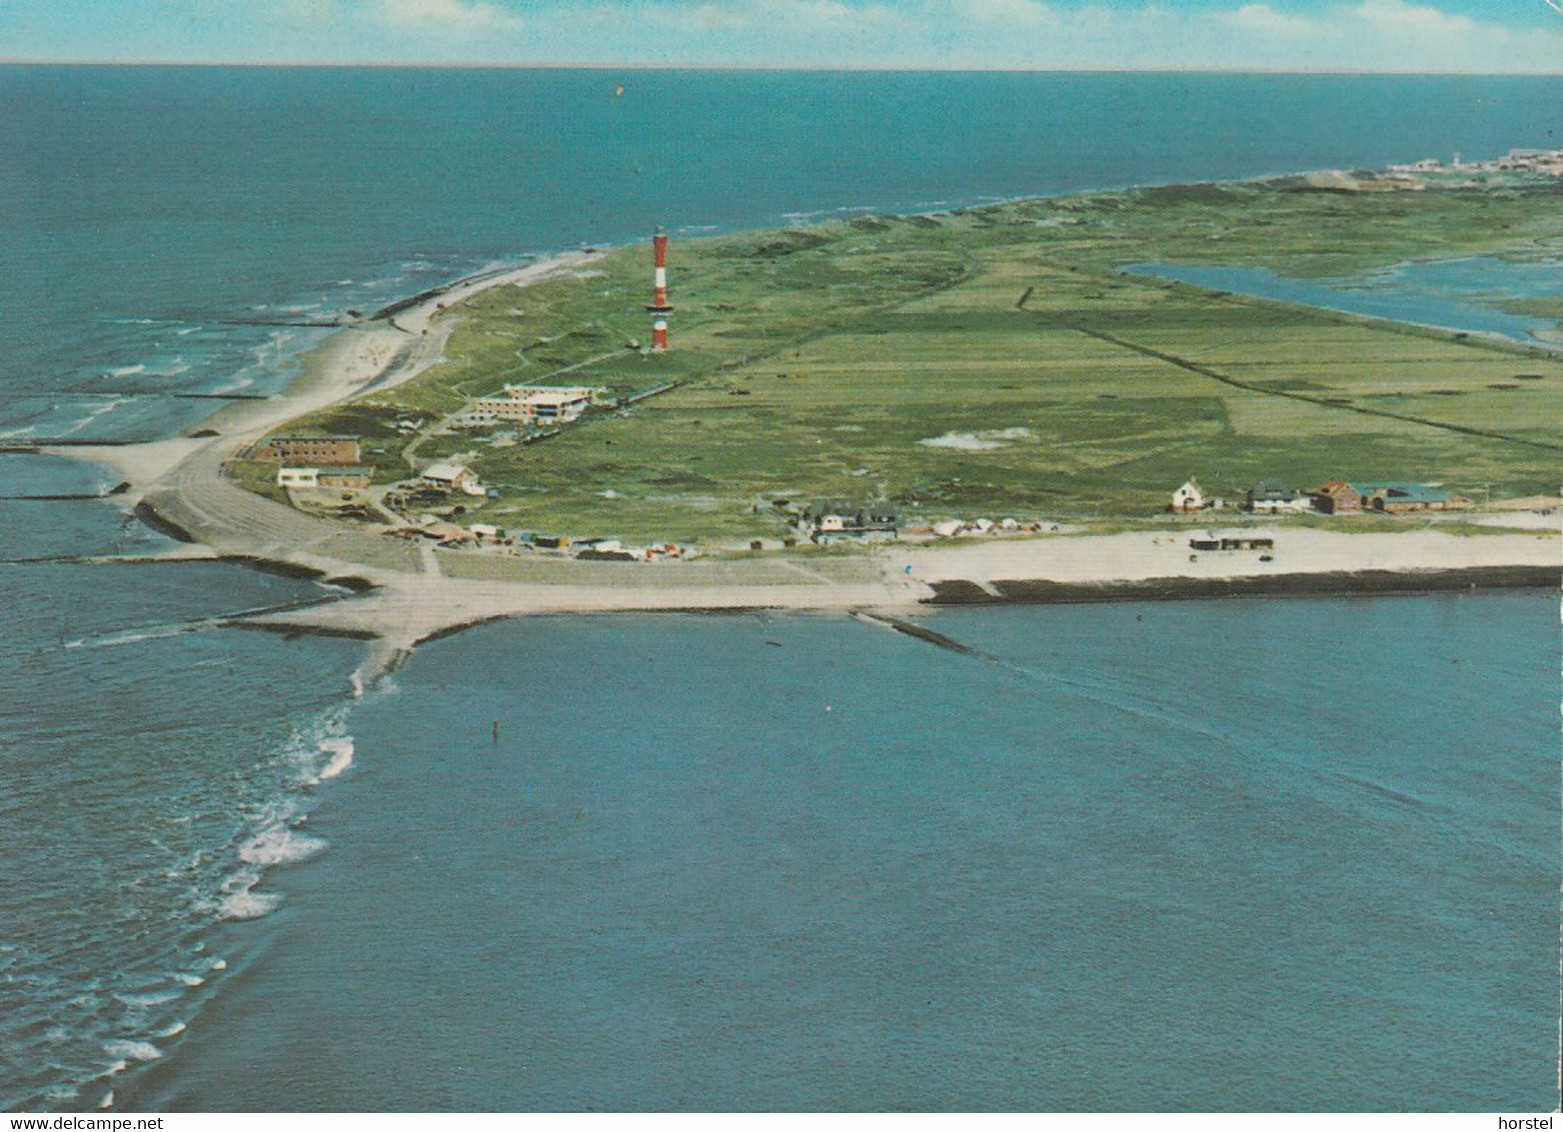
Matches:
[[1172, 479, 1206, 513], [421, 462, 484, 496], [474, 384, 603, 424], [278, 467, 320, 489], [1250, 495, 1312, 515]]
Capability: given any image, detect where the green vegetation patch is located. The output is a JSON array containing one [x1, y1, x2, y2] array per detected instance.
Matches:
[[252, 178, 1563, 546]]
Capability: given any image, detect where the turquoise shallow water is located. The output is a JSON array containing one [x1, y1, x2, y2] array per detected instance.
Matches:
[[1125, 258, 1563, 344], [0, 67, 1559, 1111], [121, 596, 1557, 1112]]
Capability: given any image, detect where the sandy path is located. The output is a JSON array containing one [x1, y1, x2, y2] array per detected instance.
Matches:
[[900, 525, 1561, 586]]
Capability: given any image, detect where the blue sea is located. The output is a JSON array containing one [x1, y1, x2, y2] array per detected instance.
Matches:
[[0, 67, 1558, 1112]]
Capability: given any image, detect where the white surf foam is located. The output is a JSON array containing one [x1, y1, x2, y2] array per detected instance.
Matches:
[[62, 396, 132, 435], [152, 1021, 187, 1039], [102, 1039, 161, 1063], [316, 737, 354, 780], [238, 825, 328, 868], [114, 989, 180, 1008], [219, 885, 283, 921], [107, 365, 146, 378]]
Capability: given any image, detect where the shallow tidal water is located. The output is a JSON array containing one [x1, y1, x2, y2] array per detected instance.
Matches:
[[120, 594, 1557, 1112]]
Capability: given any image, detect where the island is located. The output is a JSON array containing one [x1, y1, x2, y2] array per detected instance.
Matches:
[[40, 152, 1563, 689]]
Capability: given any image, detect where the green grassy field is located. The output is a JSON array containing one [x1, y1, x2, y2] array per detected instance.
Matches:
[[258, 177, 1563, 546]]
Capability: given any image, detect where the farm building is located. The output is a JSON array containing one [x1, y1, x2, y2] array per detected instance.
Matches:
[[1358, 483, 1471, 513]]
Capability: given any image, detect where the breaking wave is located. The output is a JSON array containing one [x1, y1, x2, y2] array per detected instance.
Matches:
[[238, 825, 329, 868]]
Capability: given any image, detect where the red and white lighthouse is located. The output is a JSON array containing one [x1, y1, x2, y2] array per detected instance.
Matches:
[[647, 227, 673, 352], [647, 228, 674, 314]]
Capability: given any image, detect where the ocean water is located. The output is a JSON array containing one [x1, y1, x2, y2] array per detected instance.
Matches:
[[0, 67, 1558, 1112], [119, 597, 1557, 1112]]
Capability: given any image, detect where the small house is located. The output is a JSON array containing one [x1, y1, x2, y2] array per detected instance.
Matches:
[[803, 501, 900, 541], [1171, 479, 1205, 513], [421, 462, 484, 496], [1246, 480, 1310, 514], [1310, 480, 1363, 514]]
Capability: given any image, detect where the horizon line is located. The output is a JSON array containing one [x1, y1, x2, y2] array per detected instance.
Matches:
[[3, 59, 1563, 77]]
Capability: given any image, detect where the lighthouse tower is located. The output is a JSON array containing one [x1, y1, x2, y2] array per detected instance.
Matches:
[[646, 228, 673, 352]]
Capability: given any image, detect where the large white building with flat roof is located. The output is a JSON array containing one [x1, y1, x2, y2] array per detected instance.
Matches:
[[474, 384, 604, 424]]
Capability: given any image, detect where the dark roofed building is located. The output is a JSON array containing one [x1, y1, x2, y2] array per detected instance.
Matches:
[[803, 501, 900, 541], [1247, 480, 1310, 514]]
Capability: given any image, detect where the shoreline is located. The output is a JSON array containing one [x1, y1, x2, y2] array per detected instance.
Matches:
[[923, 563, 1559, 605], [36, 200, 1561, 683]]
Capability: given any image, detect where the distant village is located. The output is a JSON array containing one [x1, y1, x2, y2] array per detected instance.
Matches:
[[1387, 146, 1563, 179], [1320, 146, 1563, 192]]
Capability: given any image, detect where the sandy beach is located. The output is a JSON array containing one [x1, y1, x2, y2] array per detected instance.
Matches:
[[38, 248, 1560, 687]]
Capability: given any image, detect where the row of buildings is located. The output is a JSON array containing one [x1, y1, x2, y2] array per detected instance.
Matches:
[[255, 435, 377, 494], [1173, 478, 1472, 516], [254, 434, 490, 500]]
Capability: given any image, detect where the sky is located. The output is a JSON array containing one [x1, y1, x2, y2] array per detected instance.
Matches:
[[0, 0, 1560, 72]]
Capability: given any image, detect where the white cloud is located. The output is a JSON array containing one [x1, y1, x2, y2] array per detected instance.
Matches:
[[277, 0, 341, 26], [251, 0, 1563, 70], [1224, 3, 1315, 38], [1347, 0, 1484, 37], [770, 0, 894, 28], [953, 0, 1056, 27], [369, 0, 523, 32], [688, 2, 752, 30]]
